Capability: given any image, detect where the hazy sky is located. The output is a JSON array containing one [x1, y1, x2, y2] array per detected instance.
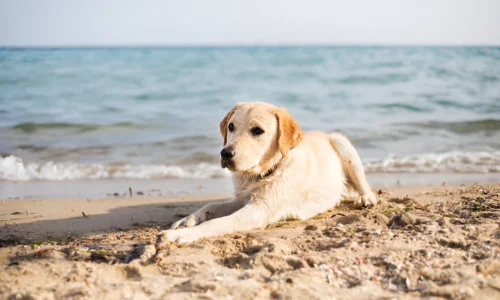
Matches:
[[1, 0, 499, 46]]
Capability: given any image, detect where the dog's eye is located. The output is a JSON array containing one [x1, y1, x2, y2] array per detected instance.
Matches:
[[228, 123, 235, 132], [251, 127, 264, 136]]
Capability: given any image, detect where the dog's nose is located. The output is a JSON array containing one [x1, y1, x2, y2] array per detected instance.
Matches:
[[220, 146, 235, 159]]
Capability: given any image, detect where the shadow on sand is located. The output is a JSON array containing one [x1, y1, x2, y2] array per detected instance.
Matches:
[[0, 198, 230, 245]]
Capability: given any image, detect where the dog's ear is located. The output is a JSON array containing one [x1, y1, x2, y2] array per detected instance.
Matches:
[[220, 104, 238, 145], [274, 108, 303, 157]]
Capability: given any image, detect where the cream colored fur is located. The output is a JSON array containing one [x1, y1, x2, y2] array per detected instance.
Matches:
[[158, 102, 376, 244]]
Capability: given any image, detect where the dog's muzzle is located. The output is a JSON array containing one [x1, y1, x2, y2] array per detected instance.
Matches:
[[220, 146, 235, 168]]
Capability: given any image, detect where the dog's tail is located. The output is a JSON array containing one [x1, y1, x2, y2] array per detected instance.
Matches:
[[329, 132, 371, 199]]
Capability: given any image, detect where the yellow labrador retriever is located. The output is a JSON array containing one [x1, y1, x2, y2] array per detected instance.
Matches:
[[159, 102, 377, 244]]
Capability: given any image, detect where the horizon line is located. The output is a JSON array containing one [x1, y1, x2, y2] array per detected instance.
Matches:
[[1, 42, 500, 49]]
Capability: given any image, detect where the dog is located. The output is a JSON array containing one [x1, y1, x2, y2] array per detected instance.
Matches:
[[158, 102, 377, 244]]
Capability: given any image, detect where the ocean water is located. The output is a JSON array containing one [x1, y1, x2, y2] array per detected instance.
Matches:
[[1, 46, 499, 181]]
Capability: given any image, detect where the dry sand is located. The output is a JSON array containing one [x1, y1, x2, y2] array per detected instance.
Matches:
[[1, 184, 499, 299]]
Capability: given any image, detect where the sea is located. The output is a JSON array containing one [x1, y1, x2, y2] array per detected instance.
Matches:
[[1, 46, 500, 185]]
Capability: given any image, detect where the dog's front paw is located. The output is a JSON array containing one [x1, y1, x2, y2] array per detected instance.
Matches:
[[158, 228, 199, 245], [355, 191, 378, 207], [170, 211, 209, 229]]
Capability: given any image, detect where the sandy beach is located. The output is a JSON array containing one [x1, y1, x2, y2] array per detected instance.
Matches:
[[2, 5, 499, 298], [1, 183, 499, 299]]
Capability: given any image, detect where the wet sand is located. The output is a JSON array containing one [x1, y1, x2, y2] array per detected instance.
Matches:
[[1, 183, 499, 299], [2, 172, 500, 200]]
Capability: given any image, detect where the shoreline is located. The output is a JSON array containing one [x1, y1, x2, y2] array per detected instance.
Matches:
[[1, 172, 500, 200]]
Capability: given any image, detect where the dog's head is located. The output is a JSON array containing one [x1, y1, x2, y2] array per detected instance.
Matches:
[[219, 102, 303, 175]]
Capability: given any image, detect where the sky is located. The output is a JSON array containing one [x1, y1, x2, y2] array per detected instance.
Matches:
[[1, 0, 499, 46]]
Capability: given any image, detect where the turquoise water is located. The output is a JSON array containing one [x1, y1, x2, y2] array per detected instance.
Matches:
[[0, 46, 499, 180]]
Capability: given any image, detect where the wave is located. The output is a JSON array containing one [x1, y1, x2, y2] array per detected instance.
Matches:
[[371, 103, 431, 112], [428, 99, 474, 109], [9, 122, 147, 134], [0, 155, 229, 181], [401, 119, 500, 134], [364, 151, 500, 173], [1, 151, 499, 181], [336, 73, 414, 85]]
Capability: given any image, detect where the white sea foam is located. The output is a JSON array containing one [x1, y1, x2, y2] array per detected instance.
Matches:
[[364, 151, 500, 173], [1, 151, 499, 181], [0, 155, 230, 181]]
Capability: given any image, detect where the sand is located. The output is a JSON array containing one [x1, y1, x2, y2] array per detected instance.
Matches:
[[1, 183, 499, 299]]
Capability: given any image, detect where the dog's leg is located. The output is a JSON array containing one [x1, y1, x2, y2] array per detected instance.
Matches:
[[158, 201, 267, 244], [330, 132, 377, 207], [170, 199, 246, 229]]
